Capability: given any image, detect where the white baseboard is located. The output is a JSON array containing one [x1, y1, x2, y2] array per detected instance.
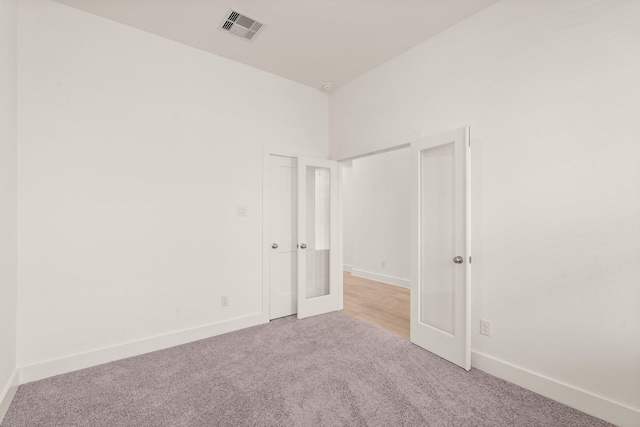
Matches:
[[351, 268, 410, 288], [471, 351, 640, 427], [0, 369, 19, 423], [343, 264, 353, 272], [19, 312, 266, 384]]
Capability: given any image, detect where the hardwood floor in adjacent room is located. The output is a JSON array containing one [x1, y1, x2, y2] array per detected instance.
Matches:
[[342, 271, 410, 339]]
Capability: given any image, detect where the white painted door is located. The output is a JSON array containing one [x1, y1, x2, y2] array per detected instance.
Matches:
[[297, 157, 340, 319], [410, 127, 471, 370], [269, 155, 298, 320]]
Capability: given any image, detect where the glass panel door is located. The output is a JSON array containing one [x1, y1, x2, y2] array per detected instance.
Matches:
[[410, 127, 470, 370], [297, 157, 340, 319], [305, 166, 331, 299], [420, 142, 456, 335]]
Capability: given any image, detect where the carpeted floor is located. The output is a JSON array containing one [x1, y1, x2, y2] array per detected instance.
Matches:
[[2, 312, 611, 427]]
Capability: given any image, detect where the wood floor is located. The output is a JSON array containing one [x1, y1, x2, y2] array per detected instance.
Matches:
[[342, 271, 410, 339]]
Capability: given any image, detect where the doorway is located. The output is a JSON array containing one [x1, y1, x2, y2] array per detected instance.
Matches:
[[339, 127, 471, 370], [341, 148, 412, 338]]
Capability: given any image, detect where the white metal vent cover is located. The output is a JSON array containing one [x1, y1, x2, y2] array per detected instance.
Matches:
[[218, 9, 266, 42]]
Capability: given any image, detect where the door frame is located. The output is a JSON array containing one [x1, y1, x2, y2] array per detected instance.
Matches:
[[262, 145, 335, 323], [333, 132, 421, 333]]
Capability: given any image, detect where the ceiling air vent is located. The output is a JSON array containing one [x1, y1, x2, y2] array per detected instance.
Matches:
[[218, 9, 266, 42]]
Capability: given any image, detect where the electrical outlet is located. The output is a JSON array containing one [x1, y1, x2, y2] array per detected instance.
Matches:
[[236, 206, 247, 216], [221, 295, 229, 307], [480, 319, 491, 336]]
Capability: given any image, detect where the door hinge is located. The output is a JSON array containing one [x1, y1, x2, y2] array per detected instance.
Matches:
[[469, 256, 472, 263]]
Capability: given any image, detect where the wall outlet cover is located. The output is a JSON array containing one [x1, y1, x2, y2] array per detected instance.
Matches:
[[480, 319, 491, 336]]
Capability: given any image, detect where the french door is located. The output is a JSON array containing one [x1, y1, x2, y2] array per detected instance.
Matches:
[[296, 157, 340, 319], [268, 155, 298, 320], [410, 127, 471, 370]]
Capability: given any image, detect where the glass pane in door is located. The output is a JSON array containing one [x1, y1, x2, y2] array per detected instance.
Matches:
[[420, 142, 455, 335], [304, 166, 331, 298]]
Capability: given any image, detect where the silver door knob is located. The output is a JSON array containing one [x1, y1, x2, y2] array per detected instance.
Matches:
[[300, 243, 307, 249], [453, 256, 464, 264], [272, 243, 278, 249]]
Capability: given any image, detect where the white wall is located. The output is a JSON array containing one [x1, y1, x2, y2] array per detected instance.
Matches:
[[330, 0, 640, 421], [344, 150, 411, 286], [17, 0, 328, 371], [0, 0, 18, 405]]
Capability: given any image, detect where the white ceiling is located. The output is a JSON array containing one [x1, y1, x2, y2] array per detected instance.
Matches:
[[53, 0, 500, 91]]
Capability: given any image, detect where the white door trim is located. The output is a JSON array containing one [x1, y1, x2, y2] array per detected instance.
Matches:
[[337, 162, 345, 310], [331, 131, 423, 162]]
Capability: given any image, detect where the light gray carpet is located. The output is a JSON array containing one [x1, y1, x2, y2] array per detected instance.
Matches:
[[2, 312, 611, 427]]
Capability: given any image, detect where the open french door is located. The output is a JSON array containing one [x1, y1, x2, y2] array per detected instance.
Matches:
[[410, 127, 471, 370], [296, 157, 340, 319]]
